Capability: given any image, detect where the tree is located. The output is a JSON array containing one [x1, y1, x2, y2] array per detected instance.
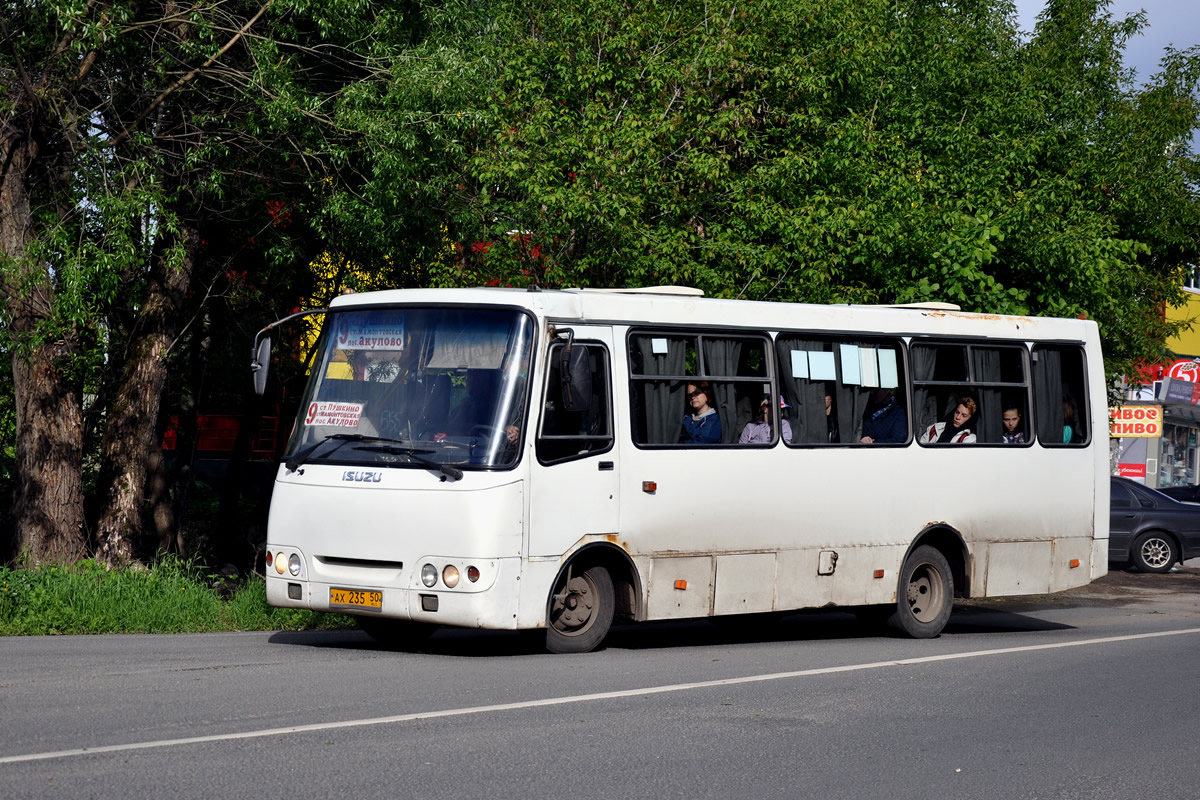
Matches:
[[0, 2, 431, 565], [433, 0, 1199, 380]]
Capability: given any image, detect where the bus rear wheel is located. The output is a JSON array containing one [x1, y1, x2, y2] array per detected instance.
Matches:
[[546, 565, 615, 654], [891, 545, 954, 638]]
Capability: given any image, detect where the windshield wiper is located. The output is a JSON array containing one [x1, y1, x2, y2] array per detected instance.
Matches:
[[286, 433, 417, 472], [352, 443, 464, 481], [285, 433, 373, 472]]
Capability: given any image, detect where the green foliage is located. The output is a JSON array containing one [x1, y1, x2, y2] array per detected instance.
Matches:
[[403, 0, 1200, 381], [0, 557, 353, 635]]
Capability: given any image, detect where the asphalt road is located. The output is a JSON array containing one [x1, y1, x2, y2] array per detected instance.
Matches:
[[3, 564, 1199, 800]]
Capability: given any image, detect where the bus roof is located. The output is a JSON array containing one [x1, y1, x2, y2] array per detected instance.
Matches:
[[327, 286, 1094, 342]]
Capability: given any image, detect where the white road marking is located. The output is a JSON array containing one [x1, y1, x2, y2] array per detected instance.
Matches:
[[5, 627, 1198, 765]]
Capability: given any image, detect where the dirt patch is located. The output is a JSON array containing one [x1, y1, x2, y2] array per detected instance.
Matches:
[[962, 564, 1200, 612]]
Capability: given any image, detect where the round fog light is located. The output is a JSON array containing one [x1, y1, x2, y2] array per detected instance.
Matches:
[[274, 552, 288, 575], [288, 553, 302, 576], [467, 566, 480, 583], [421, 563, 438, 587], [442, 565, 460, 588]]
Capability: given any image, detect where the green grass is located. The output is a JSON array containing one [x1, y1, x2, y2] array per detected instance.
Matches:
[[0, 557, 355, 636]]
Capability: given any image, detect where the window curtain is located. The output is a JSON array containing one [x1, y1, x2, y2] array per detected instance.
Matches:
[[702, 338, 742, 443], [833, 341, 878, 444], [776, 338, 834, 443], [635, 337, 687, 444], [1033, 348, 1064, 444], [971, 348, 1002, 443], [911, 346, 938, 431]]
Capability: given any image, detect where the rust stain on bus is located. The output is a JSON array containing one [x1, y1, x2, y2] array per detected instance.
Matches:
[[940, 310, 1038, 325], [604, 532, 632, 552]]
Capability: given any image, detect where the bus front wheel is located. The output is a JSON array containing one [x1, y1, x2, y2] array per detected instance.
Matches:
[[546, 565, 615, 654], [891, 545, 954, 638]]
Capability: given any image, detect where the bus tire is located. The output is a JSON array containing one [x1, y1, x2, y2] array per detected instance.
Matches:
[[356, 616, 436, 648], [1131, 531, 1177, 573], [546, 564, 615, 654], [891, 545, 954, 638]]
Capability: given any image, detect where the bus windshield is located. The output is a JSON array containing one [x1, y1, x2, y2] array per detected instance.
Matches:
[[286, 307, 536, 469]]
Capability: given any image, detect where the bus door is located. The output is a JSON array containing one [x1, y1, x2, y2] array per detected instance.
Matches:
[[528, 329, 619, 558]]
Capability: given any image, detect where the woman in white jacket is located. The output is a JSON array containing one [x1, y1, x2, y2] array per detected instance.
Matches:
[[919, 396, 977, 444]]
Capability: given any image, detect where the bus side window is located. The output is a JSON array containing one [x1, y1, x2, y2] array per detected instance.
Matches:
[[1032, 345, 1089, 446], [775, 335, 908, 445], [537, 343, 614, 464], [912, 342, 1029, 445]]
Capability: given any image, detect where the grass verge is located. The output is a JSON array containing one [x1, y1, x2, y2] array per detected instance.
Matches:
[[0, 557, 355, 636]]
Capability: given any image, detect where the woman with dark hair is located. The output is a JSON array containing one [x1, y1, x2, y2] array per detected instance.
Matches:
[[680, 381, 722, 444], [919, 396, 977, 444]]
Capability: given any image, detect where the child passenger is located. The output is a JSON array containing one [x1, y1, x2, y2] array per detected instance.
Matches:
[[919, 396, 977, 444], [739, 397, 793, 444], [1001, 406, 1025, 444]]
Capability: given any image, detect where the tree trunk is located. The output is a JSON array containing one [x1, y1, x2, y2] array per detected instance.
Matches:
[[10, 343, 87, 566], [2, 134, 89, 566], [95, 225, 198, 566]]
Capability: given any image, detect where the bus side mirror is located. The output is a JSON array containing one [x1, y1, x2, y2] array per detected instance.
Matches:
[[251, 335, 272, 396], [559, 345, 592, 412]]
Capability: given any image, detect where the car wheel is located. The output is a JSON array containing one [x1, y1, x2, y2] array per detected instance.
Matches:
[[1131, 531, 1178, 574], [890, 545, 954, 638], [546, 564, 614, 654]]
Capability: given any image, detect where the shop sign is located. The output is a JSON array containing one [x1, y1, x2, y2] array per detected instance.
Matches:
[[1109, 405, 1162, 438], [1165, 359, 1200, 381], [1118, 463, 1147, 479], [1160, 377, 1200, 406]]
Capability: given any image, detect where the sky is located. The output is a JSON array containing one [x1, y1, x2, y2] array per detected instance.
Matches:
[[1012, 0, 1200, 86]]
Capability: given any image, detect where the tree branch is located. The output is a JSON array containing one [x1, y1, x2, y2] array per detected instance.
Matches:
[[111, 0, 275, 149]]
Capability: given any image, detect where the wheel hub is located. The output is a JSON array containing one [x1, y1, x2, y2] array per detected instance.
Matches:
[[552, 575, 594, 632]]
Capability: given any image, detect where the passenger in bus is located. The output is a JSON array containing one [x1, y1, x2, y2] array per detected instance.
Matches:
[[1001, 406, 1026, 444], [859, 387, 906, 444], [1063, 396, 1082, 443], [739, 396, 792, 444], [680, 381, 722, 444], [919, 396, 977, 444], [825, 393, 839, 443]]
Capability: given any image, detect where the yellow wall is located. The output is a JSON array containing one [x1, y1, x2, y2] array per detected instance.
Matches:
[[1166, 291, 1200, 357]]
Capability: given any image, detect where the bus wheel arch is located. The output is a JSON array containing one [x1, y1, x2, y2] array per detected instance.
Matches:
[[544, 543, 639, 654], [887, 526, 968, 639], [908, 525, 970, 600]]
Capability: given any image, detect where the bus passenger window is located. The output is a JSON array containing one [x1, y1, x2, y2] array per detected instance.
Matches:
[[629, 332, 773, 446], [774, 335, 908, 445], [1032, 345, 1089, 446], [912, 342, 1030, 445]]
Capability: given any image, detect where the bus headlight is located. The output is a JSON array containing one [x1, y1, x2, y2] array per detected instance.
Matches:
[[421, 563, 438, 587], [442, 565, 460, 588], [274, 552, 288, 575], [288, 554, 302, 576]]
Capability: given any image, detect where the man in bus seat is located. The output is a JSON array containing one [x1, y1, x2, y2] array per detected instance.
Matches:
[[919, 396, 977, 444], [860, 387, 906, 444], [1001, 406, 1026, 444]]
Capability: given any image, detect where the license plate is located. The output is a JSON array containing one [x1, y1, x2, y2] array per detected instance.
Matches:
[[330, 587, 383, 611]]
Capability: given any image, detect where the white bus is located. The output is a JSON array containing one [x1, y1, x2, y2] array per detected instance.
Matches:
[[253, 286, 1108, 653]]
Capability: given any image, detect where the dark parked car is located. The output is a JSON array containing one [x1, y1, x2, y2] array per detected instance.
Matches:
[[1157, 483, 1200, 504], [1110, 476, 1200, 572]]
